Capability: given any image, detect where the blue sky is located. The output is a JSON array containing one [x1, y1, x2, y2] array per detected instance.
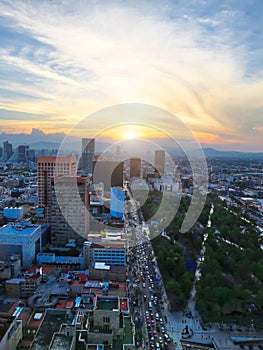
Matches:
[[0, 0, 262, 151]]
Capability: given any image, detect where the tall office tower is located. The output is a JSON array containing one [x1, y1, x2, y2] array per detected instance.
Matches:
[[51, 176, 89, 246], [80, 138, 95, 174], [154, 150, 165, 178], [37, 156, 76, 223], [3, 141, 13, 161], [26, 148, 36, 163], [0, 147, 3, 159], [17, 145, 28, 163], [130, 157, 141, 178], [92, 160, 124, 193]]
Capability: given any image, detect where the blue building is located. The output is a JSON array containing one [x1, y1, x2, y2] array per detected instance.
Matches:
[[83, 241, 126, 267], [110, 187, 125, 219], [92, 247, 126, 266], [0, 222, 41, 268]]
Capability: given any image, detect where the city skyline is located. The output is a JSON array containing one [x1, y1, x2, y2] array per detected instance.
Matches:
[[0, 1, 262, 151]]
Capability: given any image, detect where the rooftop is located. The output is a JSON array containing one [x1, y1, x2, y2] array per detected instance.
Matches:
[[30, 309, 75, 350], [49, 333, 73, 350], [113, 316, 133, 350], [96, 297, 118, 311], [0, 222, 40, 235]]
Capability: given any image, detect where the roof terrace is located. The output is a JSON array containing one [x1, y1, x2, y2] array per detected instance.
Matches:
[[96, 296, 118, 311]]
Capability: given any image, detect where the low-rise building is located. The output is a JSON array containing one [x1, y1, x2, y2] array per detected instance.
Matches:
[[75, 296, 135, 349], [0, 222, 42, 268], [0, 313, 22, 350], [83, 241, 126, 268], [5, 268, 42, 298], [0, 255, 21, 281]]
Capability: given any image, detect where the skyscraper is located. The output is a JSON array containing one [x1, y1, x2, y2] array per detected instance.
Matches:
[[3, 141, 13, 161], [80, 138, 95, 174], [130, 157, 141, 178], [154, 150, 165, 178], [26, 148, 36, 163], [17, 145, 28, 163], [51, 176, 89, 246], [37, 156, 76, 223]]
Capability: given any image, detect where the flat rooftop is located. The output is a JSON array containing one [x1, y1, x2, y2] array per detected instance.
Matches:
[[30, 310, 75, 350], [113, 316, 133, 350], [0, 223, 40, 235], [49, 333, 73, 350], [96, 298, 118, 311]]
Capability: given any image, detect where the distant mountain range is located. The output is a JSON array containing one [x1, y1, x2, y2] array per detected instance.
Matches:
[[202, 147, 263, 159], [0, 129, 262, 159]]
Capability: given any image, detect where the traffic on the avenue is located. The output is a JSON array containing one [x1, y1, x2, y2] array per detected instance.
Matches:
[[126, 188, 175, 350]]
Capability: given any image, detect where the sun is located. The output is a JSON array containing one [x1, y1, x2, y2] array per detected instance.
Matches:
[[124, 130, 138, 139]]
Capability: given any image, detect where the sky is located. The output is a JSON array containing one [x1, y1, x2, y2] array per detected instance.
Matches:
[[0, 0, 262, 151]]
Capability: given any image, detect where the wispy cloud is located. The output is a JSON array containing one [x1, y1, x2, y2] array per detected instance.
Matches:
[[0, 0, 262, 150]]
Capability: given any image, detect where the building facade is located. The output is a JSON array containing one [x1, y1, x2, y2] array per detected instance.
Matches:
[[51, 176, 90, 246], [79, 138, 95, 174], [92, 160, 123, 193], [110, 187, 125, 219], [17, 145, 28, 163], [83, 241, 126, 267], [37, 156, 76, 223], [0, 314, 22, 350], [130, 157, 141, 178], [0, 222, 41, 268], [3, 141, 13, 161], [154, 150, 165, 178]]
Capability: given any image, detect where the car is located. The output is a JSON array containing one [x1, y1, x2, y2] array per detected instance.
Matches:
[[144, 295, 147, 301], [159, 318, 164, 325], [150, 344, 155, 350], [155, 313, 159, 321], [145, 311, 149, 317], [153, 330, 157, 337], [159, 336, 163, 344], [146, 317, 150, 324], [156, 342, 160, 350], [163, 334, 171, 342], [151, 320, 155, 327], [142, 282, 146, 288]]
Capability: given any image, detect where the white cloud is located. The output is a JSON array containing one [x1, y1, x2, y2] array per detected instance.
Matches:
[[0, 0, 262, 150]]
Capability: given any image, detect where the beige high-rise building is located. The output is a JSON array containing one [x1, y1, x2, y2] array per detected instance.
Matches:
[[154, 150, 165, 178], [37, 156, 76, 223], [51, 176, 89, 246]]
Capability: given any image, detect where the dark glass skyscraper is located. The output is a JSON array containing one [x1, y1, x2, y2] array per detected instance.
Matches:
[[80, 138, 95, 174]]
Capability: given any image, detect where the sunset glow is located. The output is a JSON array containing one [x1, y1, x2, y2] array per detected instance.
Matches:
[[0, 1, 262, 151]]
